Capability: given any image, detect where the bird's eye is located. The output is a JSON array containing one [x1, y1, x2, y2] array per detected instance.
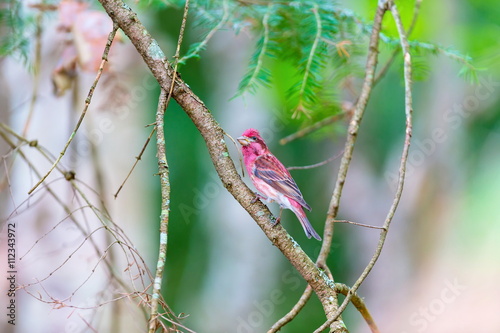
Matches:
[[250, 136, 257, 140]]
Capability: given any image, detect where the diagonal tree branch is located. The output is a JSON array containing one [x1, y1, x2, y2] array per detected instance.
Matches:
[[96, 0, 345, 330], [317, 0, 390, 266]]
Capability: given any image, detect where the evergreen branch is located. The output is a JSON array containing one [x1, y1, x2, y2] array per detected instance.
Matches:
[[408, 40, 475, 67], [192, 1, 216, 22], [379, 33, 479, 83], [294, 3, 322, 119], [409, 41, 480, 83], [235, 3, 273, 96], [179, 0, 229, 64]]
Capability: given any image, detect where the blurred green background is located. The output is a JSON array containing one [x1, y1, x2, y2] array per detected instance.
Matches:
[[1, 0, 499, 332], [147, 0, 500, 332]]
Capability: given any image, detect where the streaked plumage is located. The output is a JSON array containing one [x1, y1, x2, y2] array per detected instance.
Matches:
[[237, 128, 321, 240]]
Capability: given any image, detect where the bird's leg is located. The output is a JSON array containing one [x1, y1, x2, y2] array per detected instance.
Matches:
[[251, 192, 269, 204], [272, 208, 283, 226]]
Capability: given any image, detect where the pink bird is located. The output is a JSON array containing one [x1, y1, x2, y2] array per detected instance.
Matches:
[[237, 128, 322, 240]]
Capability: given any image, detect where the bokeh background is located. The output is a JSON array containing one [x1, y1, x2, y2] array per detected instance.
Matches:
[[1, 0, 499, 332]]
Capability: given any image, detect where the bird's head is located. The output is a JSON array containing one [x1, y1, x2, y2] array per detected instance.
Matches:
[[237, 128, 268, 155]]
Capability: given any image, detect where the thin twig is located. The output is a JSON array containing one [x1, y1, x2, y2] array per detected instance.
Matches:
[[373, 0, 422, 84], [279, 105, 351, 145], [314, 1, 413, 331], [333, 220, 384, 230], [291, 1, 390, 331], [179, 0, 229, 64], [87, 117, 114, 270], [317, 0, 389, 270], [287, 149, 344, 170], [148, 0, 190, 331], [148, 90, 171, 333], [0, 123, 152, 320], [334, 283, 380, 333], [0, 8, 45, 193], [28, 23, 119, 195], [268, 285, 313, 333], [223, 131, 245, 177], [114, 127, 156, 198]]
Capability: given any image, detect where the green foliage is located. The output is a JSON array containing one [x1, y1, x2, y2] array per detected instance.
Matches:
[[0, 1, 36, 63], [179, 0, 231, 64], [380, 33, 481, 84], [234, 3, 274, 96], [410, 56, 431, 82], [137, 0, 184, 9], [1, 0, 481, 119], [226, 1, 368, 121], [168, 0, 479, 122], [160, 0, 478, 121], [234, 1, 356, 119]]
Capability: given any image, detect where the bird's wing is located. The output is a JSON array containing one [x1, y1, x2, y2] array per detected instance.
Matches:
[[253, 154, 311, 211]]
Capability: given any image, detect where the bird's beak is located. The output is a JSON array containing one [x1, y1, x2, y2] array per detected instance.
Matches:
[[237, 136, 250, 146]]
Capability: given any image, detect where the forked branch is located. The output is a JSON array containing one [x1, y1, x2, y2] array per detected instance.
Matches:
[[314, 1, 414, 331], [28, 23, 119, 194], [97, 0, 345, 330]]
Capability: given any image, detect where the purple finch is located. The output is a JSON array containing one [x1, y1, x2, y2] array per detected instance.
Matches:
[[237, 128, 322, 240]]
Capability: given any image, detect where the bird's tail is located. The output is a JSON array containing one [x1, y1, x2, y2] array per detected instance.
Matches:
[[294, 206, 322, 241]]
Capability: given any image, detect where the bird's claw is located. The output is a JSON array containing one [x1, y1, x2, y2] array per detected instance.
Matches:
[[251, 192, 267, 204], [271, 216, 281, 226]]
